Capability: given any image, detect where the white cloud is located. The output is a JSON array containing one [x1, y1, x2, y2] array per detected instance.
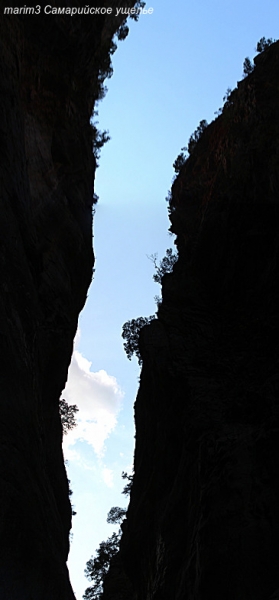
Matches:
[[62, 342, 123, 461]]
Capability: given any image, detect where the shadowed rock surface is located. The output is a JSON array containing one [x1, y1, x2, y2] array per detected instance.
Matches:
[[102, 41, 279, 600], [0, 3, 136, 598]]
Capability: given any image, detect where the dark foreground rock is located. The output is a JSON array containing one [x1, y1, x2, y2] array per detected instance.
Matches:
[[103, 41, 279, 600], [0, 3, 135, 598]]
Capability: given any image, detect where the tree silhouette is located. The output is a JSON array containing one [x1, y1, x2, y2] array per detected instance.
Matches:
[[256, 37, 275, 53], [83, 473, 132, 599], [122, 248, 178, 364], [149, 248, 178, 285], [83, 532, 121, 600], [122, 315, 156, 364], [187, 119, 208, 154], [59, 398, 79, 435], [173, 147, 187, 173], [243, 56, 254, 76], [121, 471, 134, 497], [107, 506, 127, 525]]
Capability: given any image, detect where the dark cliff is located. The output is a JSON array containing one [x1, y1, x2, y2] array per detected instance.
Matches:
[[0, 4, 136, 598], [104, 42, 279, 599]]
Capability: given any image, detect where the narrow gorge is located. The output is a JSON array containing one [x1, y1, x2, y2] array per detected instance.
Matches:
[[1, 6, 279, 600]]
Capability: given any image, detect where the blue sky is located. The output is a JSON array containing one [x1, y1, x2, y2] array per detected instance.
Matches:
[[62, 2, 279, 597]]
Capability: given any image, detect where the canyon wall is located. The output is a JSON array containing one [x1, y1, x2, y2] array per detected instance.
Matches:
[[104, 41, 279, 600], [2, 7, 279, 600], [0, 4, 136, 598]]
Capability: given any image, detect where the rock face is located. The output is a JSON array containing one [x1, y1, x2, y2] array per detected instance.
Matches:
[[104, 42, 279, 599], [0, 4, 135, 598]]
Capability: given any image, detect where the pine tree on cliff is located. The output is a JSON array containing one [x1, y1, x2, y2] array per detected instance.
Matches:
[[83, 473, 132, 599]]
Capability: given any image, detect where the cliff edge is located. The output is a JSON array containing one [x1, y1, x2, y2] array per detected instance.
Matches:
[[106, 41, 279, 600], [0, 3, 136, 598]]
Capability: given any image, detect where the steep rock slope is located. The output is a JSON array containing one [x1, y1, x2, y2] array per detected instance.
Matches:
[[0, 4, 136, 598], [109, 42, 279, 600]]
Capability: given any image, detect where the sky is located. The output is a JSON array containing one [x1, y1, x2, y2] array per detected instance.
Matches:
[[62, 2, 279, 597]]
